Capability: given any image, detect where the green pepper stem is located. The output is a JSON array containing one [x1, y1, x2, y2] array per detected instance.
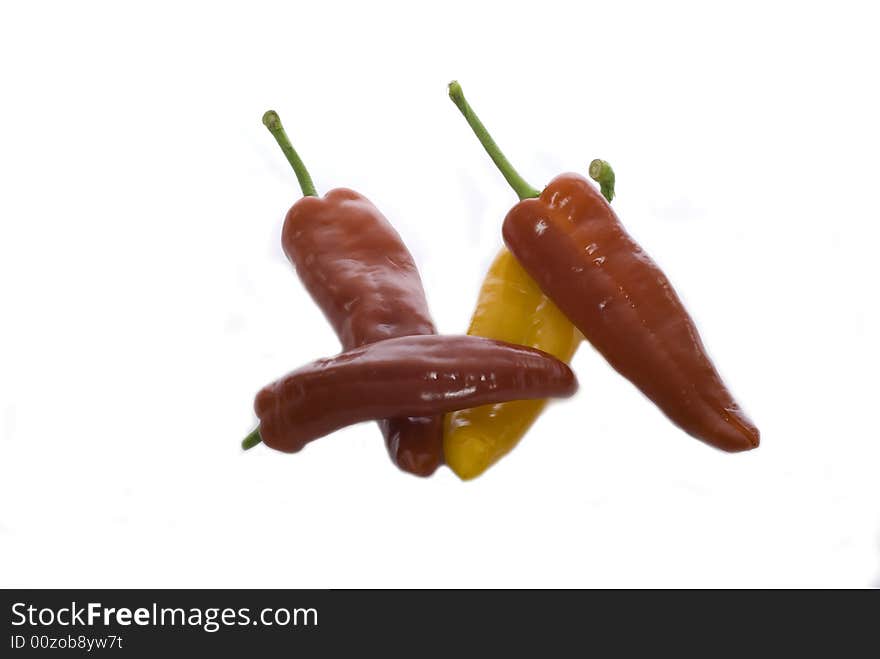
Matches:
[[447, 81, 540, 201], [242, 427, 262, 450], [262, 110, 318, 197], [589, 159, 616, 203]]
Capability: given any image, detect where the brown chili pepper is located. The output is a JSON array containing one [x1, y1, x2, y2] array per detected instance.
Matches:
[[503, 172, 759, 452], [252, 335, 578, 454], [448, 82, 758, 453], [256, 111, 443, 475]]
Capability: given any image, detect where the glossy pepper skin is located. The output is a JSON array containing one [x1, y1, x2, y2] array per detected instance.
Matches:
[[444, 249, 581, 479], [502, 173, 759, 452], [255, 335, 578, 454], [282, 188, 444, 475]]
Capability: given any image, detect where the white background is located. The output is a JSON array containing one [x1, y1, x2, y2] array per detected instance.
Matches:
[[1, 1, 878, 588]]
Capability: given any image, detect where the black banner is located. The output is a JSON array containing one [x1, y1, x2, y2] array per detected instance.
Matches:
[[1, 589, 875, 655]]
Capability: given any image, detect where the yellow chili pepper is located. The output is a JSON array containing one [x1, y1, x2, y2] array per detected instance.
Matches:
[[444, 81, 614, 479], [444, 248, 581, 479]]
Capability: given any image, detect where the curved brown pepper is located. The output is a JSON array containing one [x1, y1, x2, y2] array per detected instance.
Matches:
[[254, 335, 578, 454], [262, 109, 444, 476], [283, 188, 443, 475], [502, 173, 759, 452]]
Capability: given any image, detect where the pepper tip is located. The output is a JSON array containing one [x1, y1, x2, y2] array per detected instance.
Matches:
[[241, 427, 262, 450], [447, 80, 463, 102], [588, 159, 616, 203], [262, 110, 281, 131]]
